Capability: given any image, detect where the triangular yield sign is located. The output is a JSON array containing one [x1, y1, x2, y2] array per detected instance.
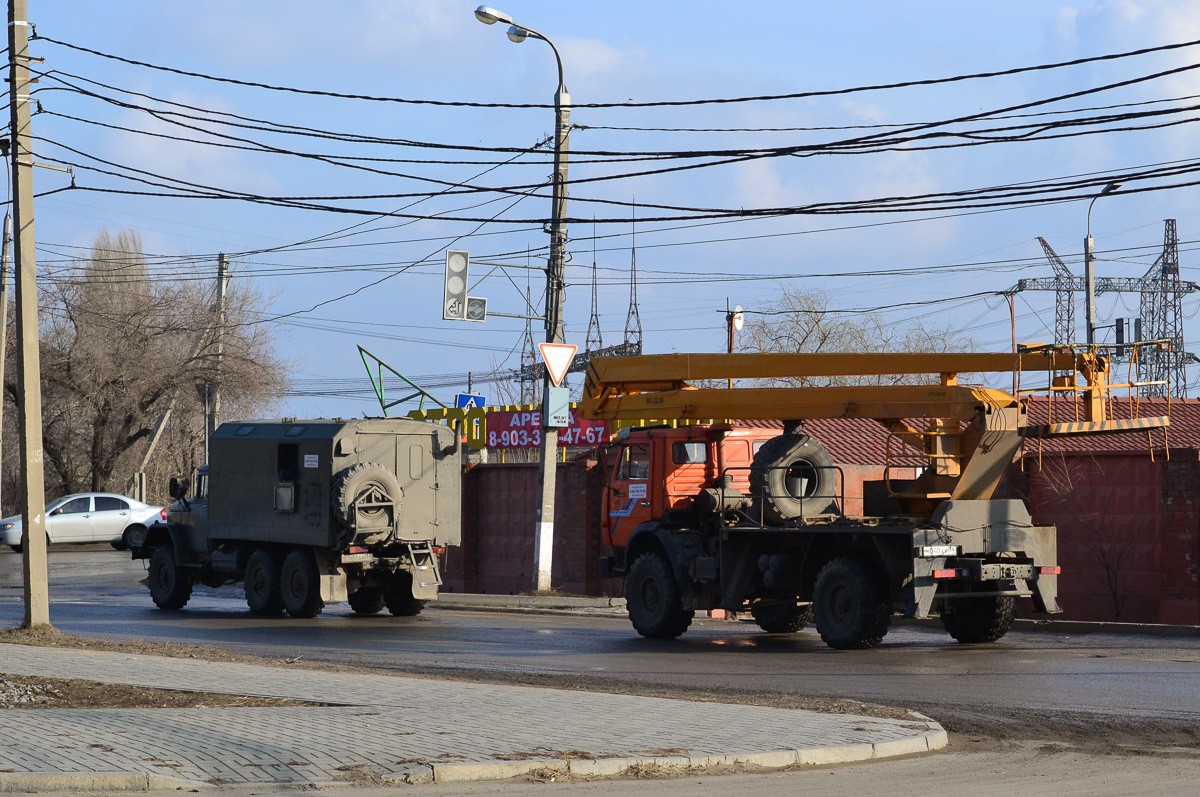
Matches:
[[539, 342, 577, 387]]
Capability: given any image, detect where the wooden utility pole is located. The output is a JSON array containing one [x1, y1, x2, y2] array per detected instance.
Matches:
[[8, 0, 49, 627]]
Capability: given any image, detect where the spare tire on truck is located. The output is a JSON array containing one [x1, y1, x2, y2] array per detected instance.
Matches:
[[332, 462, 401, 532], [748, 434, 837, 524]]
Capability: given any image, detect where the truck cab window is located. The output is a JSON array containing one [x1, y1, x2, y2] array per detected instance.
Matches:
[[617, 445, 650, 480], [672, 442, 707, 464], [278, 443, 300, 481]]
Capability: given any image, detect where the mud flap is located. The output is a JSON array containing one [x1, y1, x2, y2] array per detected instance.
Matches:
[[319, 573, 349, 602], [410, 578, 439, 601]]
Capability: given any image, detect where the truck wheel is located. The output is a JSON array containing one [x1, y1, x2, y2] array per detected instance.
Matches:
[[383, 572, 426, 617], [349, 587, 386, 615], [812, 557, 891, 649], [942, 595, 1015, 644], [626, 553, 694, 639], [332, 462, 401, 529], [751, 600, 814, 633], [244, 548, 285, 615], [148, 545, 193, 610], [749, 435, 837, 524], [280, 548, 325, 618]]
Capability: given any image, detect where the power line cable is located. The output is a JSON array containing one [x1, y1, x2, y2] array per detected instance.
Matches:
[[35, 33, 1200, 109]]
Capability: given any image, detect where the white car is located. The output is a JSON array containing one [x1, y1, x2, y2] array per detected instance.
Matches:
[[1, 492, 165, 553]]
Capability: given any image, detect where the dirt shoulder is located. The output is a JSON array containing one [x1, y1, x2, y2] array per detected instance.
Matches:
[[0, 673, 315, 710]]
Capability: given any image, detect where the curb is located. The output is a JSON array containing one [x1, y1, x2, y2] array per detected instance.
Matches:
[[0, 731, 947, 790], [436, 593, 626, 611], [436, 594, 1200, 636], [0, 772, 210, 792], [895, 616, 1200, 638], [422, 728, 947, 783]]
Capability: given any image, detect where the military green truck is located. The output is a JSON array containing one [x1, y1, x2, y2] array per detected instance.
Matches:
[[128, 418, 461, 618]]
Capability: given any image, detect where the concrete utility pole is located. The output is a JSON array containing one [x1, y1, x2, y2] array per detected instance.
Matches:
[[0, 213, 12, 509], [8, 0, 50, 627], [1084, 181, 1122, 345], [212, 253, 228, 435], [475, 6, 570, 592]]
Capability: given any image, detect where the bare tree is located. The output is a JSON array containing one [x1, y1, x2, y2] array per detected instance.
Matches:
[[739, 287, 975, 386], [2, 228, 288, 508]]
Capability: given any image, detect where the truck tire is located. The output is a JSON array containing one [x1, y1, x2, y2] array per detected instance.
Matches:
[[332, 462, 401, 529], [244, 548, 285, 615], [148, 545, 194, 611], [280, 548, 325, 618], [749, 435, 837, 524], [348, 587, 386, 615], [751, 600, 814, 633], [626, 553, 694, 639], [812, 557, 891, 649], [383, 572, 426, 617], [942, 595, 1015, 644]]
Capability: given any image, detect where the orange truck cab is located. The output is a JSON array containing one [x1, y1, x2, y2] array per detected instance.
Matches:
[[601, 424, 776, 553]]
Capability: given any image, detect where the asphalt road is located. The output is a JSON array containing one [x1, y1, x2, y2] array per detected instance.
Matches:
[[2, 548, 1199, 748]]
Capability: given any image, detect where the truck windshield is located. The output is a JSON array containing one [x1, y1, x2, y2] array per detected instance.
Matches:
[[195, 472, 208, 499]]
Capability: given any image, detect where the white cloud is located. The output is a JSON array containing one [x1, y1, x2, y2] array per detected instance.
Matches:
[[558, 36, 654, 86]]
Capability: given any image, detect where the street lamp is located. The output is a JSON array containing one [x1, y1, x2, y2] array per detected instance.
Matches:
[[1083, 180, 1122, 345], [475, 6, 571, 593]]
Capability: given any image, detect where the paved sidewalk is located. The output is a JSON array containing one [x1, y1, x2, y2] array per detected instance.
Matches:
[[0, 643, 945, 789]]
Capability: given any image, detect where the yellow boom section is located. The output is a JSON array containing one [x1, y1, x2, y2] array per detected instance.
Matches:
[[581, 350, 1168, 512]]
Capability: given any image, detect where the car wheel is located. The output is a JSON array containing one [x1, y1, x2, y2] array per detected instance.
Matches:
[[280, 548, 325, 618], [9, 544, 21, 554], [116, 526, 140, 551]]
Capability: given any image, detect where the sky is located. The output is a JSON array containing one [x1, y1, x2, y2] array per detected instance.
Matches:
[[19, 0, 1200, 417]]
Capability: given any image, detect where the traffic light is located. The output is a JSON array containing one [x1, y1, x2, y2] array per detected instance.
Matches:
[[444, 250, 469, 320]]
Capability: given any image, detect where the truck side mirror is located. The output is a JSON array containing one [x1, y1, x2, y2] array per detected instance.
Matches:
[[168, 477, 186, 500]]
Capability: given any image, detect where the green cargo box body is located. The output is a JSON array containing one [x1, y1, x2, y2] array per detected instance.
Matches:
[[207, 418, 461, 550]]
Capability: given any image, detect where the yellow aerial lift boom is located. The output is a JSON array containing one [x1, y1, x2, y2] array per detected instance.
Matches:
[[583, 348, 1168, 514]]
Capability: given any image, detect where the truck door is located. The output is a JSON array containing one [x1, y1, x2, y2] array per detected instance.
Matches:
[[605, 443, 653, 549]]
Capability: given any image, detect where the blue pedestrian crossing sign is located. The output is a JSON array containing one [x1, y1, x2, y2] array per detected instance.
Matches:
[[454, 393, 487, 409]]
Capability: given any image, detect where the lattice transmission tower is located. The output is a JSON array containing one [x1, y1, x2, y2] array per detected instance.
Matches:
[[623, 204, 643, 352], [586, 220, 603, 352], [1015, 220, 1197, 397], [1139, 219, 1188, 397]]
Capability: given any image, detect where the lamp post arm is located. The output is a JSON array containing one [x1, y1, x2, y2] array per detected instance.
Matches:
[[511, 22, 567, 94]]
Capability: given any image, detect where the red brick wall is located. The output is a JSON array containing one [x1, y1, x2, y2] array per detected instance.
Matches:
[[443, 459, 602, 596], [1160, 459, 1200, 624]]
